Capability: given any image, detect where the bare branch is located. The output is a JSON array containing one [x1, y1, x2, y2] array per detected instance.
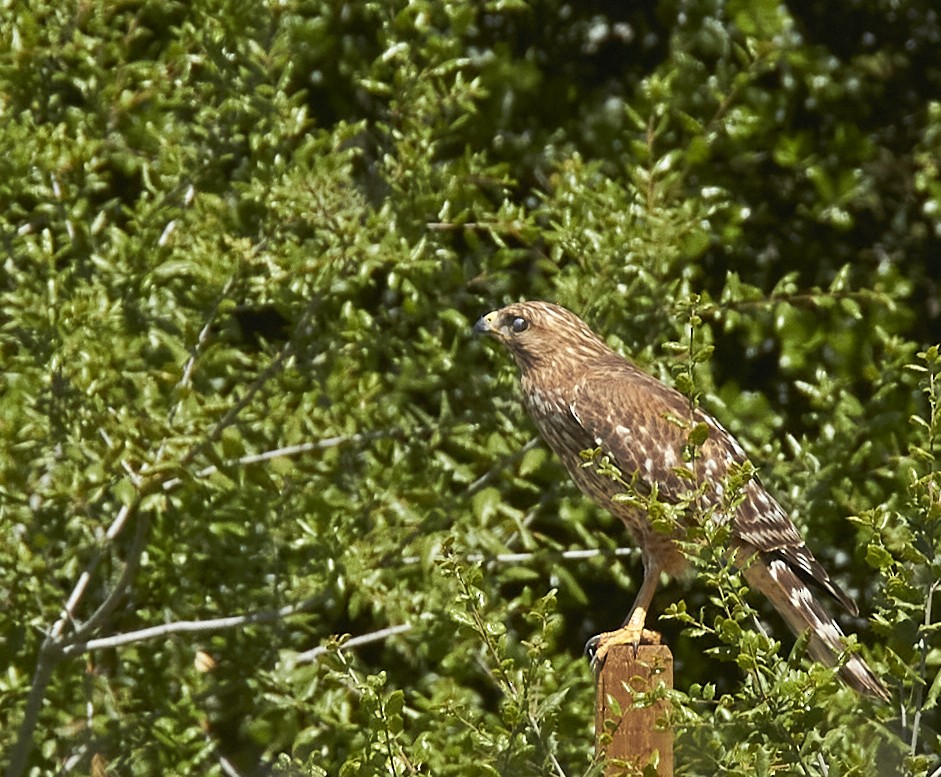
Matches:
[[290, 624, 414, 666], [67, 512, 152, 643], [910, 577, 939, 755], [401, 546, 639, 566], [528, 712, 569, 777], [465, 437, 541, 498], [159, 273, 239, 461], [4, 652, 58, 777], [215, 750, 245, 777], [61, 599, 318, 658], [160, 428, 406, 491]]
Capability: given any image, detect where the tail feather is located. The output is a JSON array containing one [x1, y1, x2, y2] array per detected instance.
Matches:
[[744, 556, 890, 702]]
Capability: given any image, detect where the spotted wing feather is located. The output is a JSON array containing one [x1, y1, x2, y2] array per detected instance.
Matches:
[[569, 365, 857, 615]]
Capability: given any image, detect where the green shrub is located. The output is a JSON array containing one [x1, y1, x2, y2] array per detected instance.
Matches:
[[1, 1, 938, 774]]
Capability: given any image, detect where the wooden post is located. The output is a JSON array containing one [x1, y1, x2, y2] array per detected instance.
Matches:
[[595, 644, 673, 776]]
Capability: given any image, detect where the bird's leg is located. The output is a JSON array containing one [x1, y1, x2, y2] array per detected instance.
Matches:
[[585, 562, 662, 673]]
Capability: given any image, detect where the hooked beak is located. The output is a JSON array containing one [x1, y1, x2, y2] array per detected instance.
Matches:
[[473, 311, 498, 335]]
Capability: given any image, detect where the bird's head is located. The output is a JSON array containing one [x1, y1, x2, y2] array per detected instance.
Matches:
[[473, 300, 610, 371]]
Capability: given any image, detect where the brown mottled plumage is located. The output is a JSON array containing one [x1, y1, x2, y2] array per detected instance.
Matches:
[[475, 300, 888, 701]]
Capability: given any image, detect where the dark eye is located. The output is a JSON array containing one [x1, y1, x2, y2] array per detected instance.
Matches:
[[510, 317, 529, 333]]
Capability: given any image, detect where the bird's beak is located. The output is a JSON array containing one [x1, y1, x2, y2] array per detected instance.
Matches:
[[473, 311, 498, 335]]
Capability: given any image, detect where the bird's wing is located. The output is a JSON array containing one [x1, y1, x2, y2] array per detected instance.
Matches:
[[569, 364, 858, 615], [568, 365, 714, 505]]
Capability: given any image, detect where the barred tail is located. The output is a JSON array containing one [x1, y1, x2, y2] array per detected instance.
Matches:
[[744, 556, 890, 702]]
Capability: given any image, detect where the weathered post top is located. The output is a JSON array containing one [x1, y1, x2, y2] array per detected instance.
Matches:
[[595, 644, 674, 777]]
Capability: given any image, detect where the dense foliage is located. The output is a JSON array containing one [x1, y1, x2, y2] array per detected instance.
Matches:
[[1, 1, 939, 775]]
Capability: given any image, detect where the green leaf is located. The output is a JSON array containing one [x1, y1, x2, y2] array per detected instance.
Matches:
[[114, 477, 138, 507], [865, 544, 894, 570], [688, 422, 710, 447]]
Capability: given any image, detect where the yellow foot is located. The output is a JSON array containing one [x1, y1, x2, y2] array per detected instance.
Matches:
[[585, 628, 661, 674]]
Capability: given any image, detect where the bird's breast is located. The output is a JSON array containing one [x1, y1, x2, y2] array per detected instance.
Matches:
[[519, 374, 687, 573]]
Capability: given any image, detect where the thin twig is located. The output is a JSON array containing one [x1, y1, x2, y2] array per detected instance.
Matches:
[[465, 437, 541, 498], [160, 429, 404, 490], [162, 274, 239, 446], [61, 599, 319, 658], [215, 752, 244, 777], [45, 502, 134, 649], [910, 578, 939, 755], [5, 658, 55, 770], [54, 743, 89, 777], [377, 692, 400, 777], [290, 624, 414, 665], [69, 509, 151, 643], [528, 712, 569, 777], [178, 338, 297, 472], [401, 546, 639, 567], [42, 272, 241, 652]]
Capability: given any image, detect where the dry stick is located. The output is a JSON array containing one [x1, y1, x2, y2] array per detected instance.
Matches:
[[528, 711, 569, 777], [464, 437, 541, 498], [291, 624, 415, 665], [60, 599, 321, 658], [51, 618, 412, 776], [160, 430, 400, 491], [46, 544, 637, 661], [400, 546, 640, 567], [52, 543, 635, 661], [50, 276, 237, 647], [158, 275, 237, 460], [68, 505, 152, 644], [4, 657, 58, 777]]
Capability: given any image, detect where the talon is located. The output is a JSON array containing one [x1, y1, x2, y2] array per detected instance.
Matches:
[[585, 628, 662, 676], [586, 634, 608, 675], [584, 634, 600, 660], [584, 634, 605, 674]]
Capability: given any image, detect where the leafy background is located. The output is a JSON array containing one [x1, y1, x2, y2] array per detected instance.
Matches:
[[1, 0, 939, 775]]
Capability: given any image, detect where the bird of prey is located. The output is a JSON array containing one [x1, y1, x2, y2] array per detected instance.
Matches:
[[475, 300, 888, 701]]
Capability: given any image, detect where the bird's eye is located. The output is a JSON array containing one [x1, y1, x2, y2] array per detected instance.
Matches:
[[510, 317, 529, 334]]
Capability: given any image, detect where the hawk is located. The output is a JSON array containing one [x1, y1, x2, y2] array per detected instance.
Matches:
[[475, 300, 888, 701]]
